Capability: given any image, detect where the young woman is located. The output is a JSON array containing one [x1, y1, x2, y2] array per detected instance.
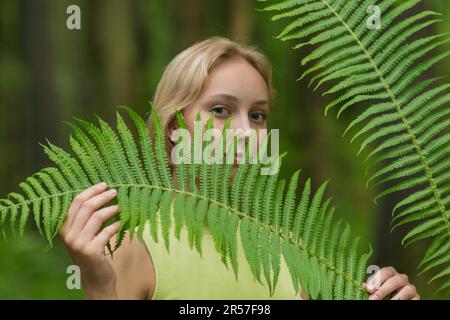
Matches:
[[59, 37, 420, 300]]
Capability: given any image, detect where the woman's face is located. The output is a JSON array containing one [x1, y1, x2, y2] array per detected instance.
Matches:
[[179, 56, 270, 162], [182, 56, 270, 132]]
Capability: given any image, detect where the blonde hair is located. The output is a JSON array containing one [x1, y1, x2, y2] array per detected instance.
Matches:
[[150, 36, 276, 131]]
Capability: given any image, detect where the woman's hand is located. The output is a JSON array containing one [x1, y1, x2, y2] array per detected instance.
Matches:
[[365, 266, 420, 300], [59, 182, 121, 299]]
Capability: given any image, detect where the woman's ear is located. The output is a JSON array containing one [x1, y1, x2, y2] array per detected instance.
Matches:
[[166, 116, 179, 145]]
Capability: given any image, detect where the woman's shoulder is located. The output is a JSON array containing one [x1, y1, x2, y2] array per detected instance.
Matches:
[[107, 232, 156, 299]]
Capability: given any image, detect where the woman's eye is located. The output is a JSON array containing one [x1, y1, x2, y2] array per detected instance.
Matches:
[[250, 111, 266, 122], [211, 106, 230, 117]]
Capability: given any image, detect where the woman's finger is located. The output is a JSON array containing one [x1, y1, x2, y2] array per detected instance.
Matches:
[[366, 267, 396, 293], [69, 188, 117, 235], [391, 284, 418, 300], [61, 182, 107, 235], [92, 221, 121, 249], [369, 274, 408, 300], [79, 205, 120, 242]]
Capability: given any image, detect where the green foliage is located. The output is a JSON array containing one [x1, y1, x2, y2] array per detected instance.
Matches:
[[0, 104, 372, 299], [0, 233, 83, 299], [260, 0, 450, 293]]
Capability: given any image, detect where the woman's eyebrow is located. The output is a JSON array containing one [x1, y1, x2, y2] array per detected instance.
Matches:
[[208, 94, 268, 107], [208, 93, 239, 103], [252, 100, 268, 107]]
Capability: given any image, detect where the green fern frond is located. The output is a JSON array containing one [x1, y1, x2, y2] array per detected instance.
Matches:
[[261, 0, 450, 290], [0, 105, 372, 299]]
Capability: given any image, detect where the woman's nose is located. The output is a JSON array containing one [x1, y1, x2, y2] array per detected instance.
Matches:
[[230, 114, 253, 158], [231, 113, 251, 131]]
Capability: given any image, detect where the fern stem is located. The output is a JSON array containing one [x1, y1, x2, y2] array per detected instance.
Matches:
[[322, 0, 449, 238]]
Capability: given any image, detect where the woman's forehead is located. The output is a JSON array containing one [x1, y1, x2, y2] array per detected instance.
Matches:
[[201, 60, 269, 102]]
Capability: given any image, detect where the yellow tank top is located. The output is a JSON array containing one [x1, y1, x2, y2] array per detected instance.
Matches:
[[141, 217, 303, 300]]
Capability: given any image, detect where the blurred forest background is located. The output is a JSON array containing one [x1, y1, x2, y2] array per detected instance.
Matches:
[[0, 0, 449, 299]]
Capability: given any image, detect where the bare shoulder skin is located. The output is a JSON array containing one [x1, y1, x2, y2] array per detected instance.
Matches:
[[106, 233, 156, 299]]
